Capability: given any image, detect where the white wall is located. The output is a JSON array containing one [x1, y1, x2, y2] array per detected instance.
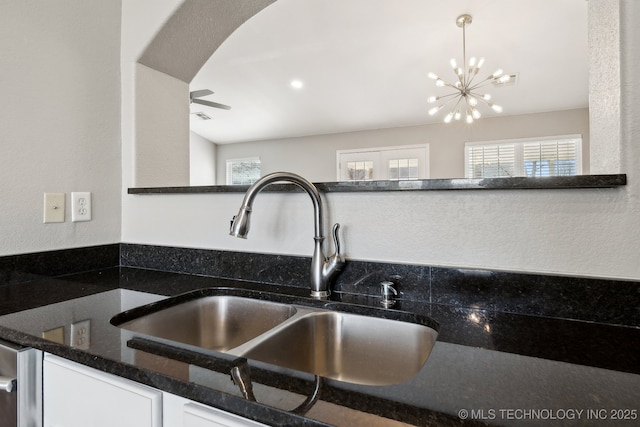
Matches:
[[215, 108, 589, 182], [190, 132, 217, 185], [0, 0, 122, 256], [135, 64, 190, 186], [121, 1, 640, 281]]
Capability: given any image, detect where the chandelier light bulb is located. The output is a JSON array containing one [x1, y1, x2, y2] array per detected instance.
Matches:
[[429, 105, 443, 116], [426, 14, 512, 124], [444, 112, 454, 123]]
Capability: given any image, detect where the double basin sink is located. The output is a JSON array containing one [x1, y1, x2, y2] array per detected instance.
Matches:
[[111, 289, 439, 386]]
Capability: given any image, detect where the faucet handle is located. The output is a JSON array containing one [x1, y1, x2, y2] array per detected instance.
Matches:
[[331, 223, 342, 258]]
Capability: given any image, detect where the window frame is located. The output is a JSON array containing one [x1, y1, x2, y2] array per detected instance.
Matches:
[[336, 144, 430, 182]]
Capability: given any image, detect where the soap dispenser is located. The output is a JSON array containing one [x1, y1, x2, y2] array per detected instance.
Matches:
[[380, 280, 398, 307]]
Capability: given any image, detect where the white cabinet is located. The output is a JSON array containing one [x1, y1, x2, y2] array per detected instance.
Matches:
[[43, 354, 268, 427], [43, 354, 162, 427], [183, 402, 268, 427], [163, 392, 267, 427]]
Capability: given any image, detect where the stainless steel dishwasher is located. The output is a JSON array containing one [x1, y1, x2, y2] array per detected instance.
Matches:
[[0, 340, 41, 427]]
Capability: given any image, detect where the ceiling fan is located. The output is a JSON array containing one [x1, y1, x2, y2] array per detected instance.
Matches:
[[189, 89, 231, 110]]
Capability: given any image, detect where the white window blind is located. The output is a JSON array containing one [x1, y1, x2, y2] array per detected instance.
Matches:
[[465, 136, 582, 178], [523, 140, 578, 177], [466, 144, 515, 178]]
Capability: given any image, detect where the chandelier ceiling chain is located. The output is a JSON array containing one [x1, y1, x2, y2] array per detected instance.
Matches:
[[427, 14, 512, 124]]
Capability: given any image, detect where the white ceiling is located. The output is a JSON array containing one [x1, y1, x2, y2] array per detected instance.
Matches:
[[189, 0, 588, 144]]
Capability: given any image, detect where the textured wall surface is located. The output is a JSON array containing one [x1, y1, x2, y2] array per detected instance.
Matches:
[[589, 0, 621, 174], [0, 0, 122, 256], [122, 0, 640, 280], [138, 0, 275, 83]]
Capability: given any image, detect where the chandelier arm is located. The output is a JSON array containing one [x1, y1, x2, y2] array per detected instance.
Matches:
[[469, 91, 501, 112], [451, 96, 465, 115], [437, 94, 466, 109], [465, 68, 484, 88], [469, 91, 490, 105], [435, 91, 463, 101], [441, 81, 463, 91], [468, 77, 495, 92], [430, 93, 466, 116]]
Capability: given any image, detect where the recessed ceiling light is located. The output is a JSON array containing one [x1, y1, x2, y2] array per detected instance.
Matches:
[[290, 79, 304, 89]]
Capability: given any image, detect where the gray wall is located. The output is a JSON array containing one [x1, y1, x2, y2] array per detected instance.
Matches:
[[0, 0, 122, 256], [213, 108, 589, 182]]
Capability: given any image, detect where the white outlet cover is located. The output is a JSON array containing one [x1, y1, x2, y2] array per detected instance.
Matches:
[[70, 319, 90, 349], [71, 192, 92, 222], [43, 193, 65, 223]]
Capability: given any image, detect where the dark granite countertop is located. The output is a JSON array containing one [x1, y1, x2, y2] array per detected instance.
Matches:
[[128, 174, 627, 195], [0, 267, 638, 426]]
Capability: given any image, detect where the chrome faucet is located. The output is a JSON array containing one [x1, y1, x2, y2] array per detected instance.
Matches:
[[229, 172, 345, 298]]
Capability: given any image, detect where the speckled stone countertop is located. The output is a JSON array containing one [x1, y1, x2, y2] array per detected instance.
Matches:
[[127, 174, 627, 194], [0, 267, 639, 426]]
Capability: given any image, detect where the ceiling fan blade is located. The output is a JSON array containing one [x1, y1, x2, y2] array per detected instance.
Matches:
[[190, 89, 214, 98], [192, 99, 231, 110]]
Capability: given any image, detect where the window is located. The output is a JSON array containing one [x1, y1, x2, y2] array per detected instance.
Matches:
[[388, 158, 419, 180], [346, 161, 373, 181], [465, 136, 582, 178], [226, 157, 261, 185], [337, 144, 429, 181]]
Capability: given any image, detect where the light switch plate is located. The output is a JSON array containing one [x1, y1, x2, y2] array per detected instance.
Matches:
[[43, 193, 65, 223], [42, 326, 65, 344]]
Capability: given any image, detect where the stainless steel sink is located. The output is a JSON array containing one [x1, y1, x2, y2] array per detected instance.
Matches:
[[234, 310, 437, 386], [113, 292, 438, 385], [116, 296, 297, 351]]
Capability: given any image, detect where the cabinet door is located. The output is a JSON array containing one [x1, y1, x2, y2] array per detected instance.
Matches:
[[43, 354, 162, 427], [183, 402, 267, 427]]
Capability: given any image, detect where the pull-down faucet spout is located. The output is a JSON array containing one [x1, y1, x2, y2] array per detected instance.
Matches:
[[230, 172, 344, 298]]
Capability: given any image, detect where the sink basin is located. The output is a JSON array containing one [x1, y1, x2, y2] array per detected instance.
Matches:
[[236, 311, 437, 386], [116, 296, 297, 351], [112, 290, 438, 385]]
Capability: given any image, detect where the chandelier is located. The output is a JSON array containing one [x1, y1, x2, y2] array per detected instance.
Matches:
[[427, 14, 512, 124]]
